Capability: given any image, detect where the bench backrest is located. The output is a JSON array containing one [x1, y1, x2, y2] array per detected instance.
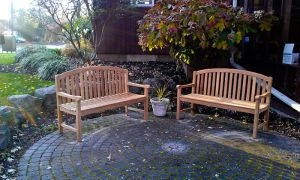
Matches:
[[55, 66, 128, 101], [192, 68, 272, 103]]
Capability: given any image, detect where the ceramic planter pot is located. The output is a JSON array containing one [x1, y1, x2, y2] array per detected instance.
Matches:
[[150, 98, 170, 117]]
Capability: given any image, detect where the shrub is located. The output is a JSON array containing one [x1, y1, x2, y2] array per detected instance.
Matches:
[[38, 58, 74, 80], [61, 44, 79, 58], [61, 39, 94, 62], [48, 48, 62, 56], [15, 46, 47, 63], [19, 50, 61, 74], [137, 0, 278, 67]]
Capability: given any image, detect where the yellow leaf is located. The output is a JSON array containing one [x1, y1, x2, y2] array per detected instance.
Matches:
[[209, 16, 215, 22], [215, 20, 225, 32], [235, 31, 242, 44]]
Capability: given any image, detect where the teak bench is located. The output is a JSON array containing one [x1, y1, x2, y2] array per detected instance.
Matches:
[[176, 68, 272, 138], [55, 66, 150, 141]]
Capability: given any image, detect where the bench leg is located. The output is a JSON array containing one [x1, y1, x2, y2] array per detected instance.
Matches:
[[125, 105, 128, 116], [57, 109, 63, 133], [176, 98, 180, 120], [144, 99, 149, 120], [76, 114, 82, 142], [191, 103, 195, 115], [263, 109, 270, 131], [252, 110, 259, 139]]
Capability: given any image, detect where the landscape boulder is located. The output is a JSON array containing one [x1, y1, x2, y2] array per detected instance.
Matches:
[[34, 85, 57, 111], [0, 106, 24, 127], [8, 94, 43, 119], [0, 124, 10, 150]]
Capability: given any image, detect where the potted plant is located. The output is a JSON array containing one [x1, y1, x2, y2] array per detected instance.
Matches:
[[150, 85, 170, 117]]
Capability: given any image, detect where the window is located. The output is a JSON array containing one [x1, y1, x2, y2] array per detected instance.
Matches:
[[131, 0, 154, 7]]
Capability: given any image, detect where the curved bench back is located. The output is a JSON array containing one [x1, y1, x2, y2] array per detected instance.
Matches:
[[192, 68, 273, 103], [55, 66, 128, 101]]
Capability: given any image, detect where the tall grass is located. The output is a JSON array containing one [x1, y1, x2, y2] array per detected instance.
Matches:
[[17, 46, 74, 80]]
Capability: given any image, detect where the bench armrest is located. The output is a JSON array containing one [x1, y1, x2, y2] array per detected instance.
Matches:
[[177, 83, 195, 97], [128, 82, 150, 89], [255, 92, 271, 100], [128, 82, 150, 96], [57, 92, 83, 101], [176, 83, 195, 89]]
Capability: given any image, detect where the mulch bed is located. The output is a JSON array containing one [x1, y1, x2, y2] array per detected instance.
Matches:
[[0, 61, 299, 179]]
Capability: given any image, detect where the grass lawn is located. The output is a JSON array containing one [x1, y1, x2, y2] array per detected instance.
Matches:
[[0, 53, 16, 65], [0, 72, 54, 106]]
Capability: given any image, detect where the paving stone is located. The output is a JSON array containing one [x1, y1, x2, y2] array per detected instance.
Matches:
[[17, 113, 300, 179], [41, 174, 54, 180]]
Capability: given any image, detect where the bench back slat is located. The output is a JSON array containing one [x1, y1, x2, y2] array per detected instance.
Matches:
[[193, 68, 272, 103], [241, 74, 247, 100], [232, 73, 237, 99], [224, 72, 229, 98], [228, 72, 233, 99], [211, 72, 216, 96], [251, 77, 257, 102], [83, 71, 88, 99], [55, 66, 128, 101], [215, 72, 220, 96]]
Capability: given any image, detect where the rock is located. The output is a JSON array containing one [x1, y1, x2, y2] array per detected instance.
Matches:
[[143, 78, 165, 88], [167, 78, 177, 90], [0, 106, 24, 127], [0, 124, 10, 150], [8, 94, 43, 120], [34, 85, 57, 111]]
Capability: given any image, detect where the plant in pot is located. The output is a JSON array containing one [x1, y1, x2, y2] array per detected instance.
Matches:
[[150, 85, 170, 117]]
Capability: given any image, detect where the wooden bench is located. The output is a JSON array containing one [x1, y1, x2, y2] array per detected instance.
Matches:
[[176, 68, 272, 138], [55, 66, 150, 141]]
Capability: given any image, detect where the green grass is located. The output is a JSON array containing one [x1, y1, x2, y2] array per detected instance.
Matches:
[[0, 53, 16, 65], [0, 72, 54, 105]]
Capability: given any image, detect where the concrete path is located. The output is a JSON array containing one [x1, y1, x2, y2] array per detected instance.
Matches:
[[18, 112, 300, 179]]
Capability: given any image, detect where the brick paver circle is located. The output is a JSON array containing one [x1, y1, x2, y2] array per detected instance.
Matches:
[[18, 113, 300, 179]]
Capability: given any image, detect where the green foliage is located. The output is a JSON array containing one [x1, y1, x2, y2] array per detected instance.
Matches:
[[38, 58, 74, 80], [19, 50, 61, 74], [62, 39, 94, 60], [153, 85, 170, 100], [61, 44, 79, 58], [62, 17, 94, 63], [16, 46, 74, 80], [0, 73, 53, 106], [137, 0, 278, 66], [48, 48, 62, 56], [15, 46, 47, 63], [0, 53, 16, 65], [66, 16, 92, 40]]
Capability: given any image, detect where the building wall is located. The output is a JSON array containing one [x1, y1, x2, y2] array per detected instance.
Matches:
[[241, 0, 300, 103], [92, 1, 168, 55]]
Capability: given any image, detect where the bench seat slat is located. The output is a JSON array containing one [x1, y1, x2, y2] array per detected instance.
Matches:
[[60, 93, 146, 116], [180, 94, 268, 114]]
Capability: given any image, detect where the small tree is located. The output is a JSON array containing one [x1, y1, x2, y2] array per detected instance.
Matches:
[[33, 0, 95, 64], [137, 0, 277, 68], [13, 9, 45, 42]]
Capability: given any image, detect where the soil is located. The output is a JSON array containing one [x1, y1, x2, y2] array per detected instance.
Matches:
[[0, 61, 299, 179]]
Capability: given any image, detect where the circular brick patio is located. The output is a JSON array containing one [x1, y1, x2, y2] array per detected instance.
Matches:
[[18, 113, 300, 179]]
